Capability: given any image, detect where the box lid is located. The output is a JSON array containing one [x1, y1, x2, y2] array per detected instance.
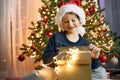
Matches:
[[56, 46, 91, 65]]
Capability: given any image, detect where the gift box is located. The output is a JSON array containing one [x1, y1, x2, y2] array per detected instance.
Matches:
[[55, 46, 92, 80]]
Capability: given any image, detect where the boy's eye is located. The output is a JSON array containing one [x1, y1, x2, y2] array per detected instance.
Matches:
[[63, 21, 68, 23], [63, 19, 76, 23], [72, 20, 75, 22]]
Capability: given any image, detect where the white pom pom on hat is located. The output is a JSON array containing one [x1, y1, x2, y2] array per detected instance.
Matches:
[[77, 25, 86, 36], [55, 4, 86, 31]]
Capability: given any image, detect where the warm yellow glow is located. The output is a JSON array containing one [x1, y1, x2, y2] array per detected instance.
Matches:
[[67, 62, 72, 67], [41, 42, 45, 45], [30, 52, 36, 58], [40, 30, 43, 34], [53, 56, 57, 60], [29, 43, 32, 46], [35, 23, 38, 27], [42, 11, 46, 14], [36, 33, 40, 38], [47, 12, 50, 15], [56, 60, 66, 65], [55, 67, 60, 72], [71, 53, 79, 61]]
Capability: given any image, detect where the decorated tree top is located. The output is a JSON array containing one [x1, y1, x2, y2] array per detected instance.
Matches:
[[19, 0, 120, 64]]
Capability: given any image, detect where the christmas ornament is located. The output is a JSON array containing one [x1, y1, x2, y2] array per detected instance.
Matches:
[[43, 9, 49, 13], [99, 31, 104, 37], [89, 30, 95, 36], [100, 18, 104, 23], [59, 1, 65, 7], [55, 0, 58, 3], [42, 17, 48, 23], [85, 11, 90, 17], [31, 33, 35, 36], [89, 4, 95, 12], [86, 16, 92, 21], [31, 44, 36, 50], [30, 33, 35, 38], [93, 20, 99, 26], [81, 1, 86, 6], [46, 31, 52, 37], [18, 54, 25, 61], [99, 54, 107, 62], [110, 56, 119, 65], [103, 28, 107, 32], [36, 33, 40, 38]]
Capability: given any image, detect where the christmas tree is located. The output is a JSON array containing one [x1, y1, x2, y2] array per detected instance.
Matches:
[[19, 0, 120, 65], [80, 0, 120, 64]]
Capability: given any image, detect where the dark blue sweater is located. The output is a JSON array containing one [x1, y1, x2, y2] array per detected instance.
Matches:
[[42, 31, 99, 69]]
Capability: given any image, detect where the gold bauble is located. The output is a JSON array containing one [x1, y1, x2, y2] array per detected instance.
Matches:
[[93, 21, 99, 26], [100, 32, 104, 37], [81, 1, 86, 6]]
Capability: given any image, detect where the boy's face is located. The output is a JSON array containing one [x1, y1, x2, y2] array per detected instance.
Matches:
[[62, 13, 80, 34]]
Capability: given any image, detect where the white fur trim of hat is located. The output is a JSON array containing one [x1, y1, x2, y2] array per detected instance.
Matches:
[[55, 4, 86, 31]]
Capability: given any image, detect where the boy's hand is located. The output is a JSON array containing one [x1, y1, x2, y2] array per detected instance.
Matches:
[[88, 44, 101, 59]]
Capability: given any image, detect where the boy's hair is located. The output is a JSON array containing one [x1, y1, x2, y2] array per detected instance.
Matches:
[[63, 12, 80, 21]]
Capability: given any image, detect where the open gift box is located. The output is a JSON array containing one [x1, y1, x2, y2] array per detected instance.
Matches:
[[55, 46, 92, 80]]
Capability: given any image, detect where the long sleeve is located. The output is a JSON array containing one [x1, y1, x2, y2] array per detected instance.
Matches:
[[42, 34, 57, 64], [91, 58, 99, 69]]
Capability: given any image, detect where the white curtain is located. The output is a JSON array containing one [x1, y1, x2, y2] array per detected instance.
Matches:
[[0, 0, 41, 79]]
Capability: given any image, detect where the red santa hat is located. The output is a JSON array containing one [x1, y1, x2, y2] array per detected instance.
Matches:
[[55, 0, 86, 32]]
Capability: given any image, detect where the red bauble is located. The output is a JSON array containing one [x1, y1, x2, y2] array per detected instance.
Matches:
[[31, 33, 35, 36], [89, 5, 95, 12], [41, 16, 48, 23], [100, 26, 107, 32], [46, 31, 52, 37], [99, 54, 108, 62], [85, 11, 90, 17], [103, 28, 107, 32], [18, 54, 25, 61], [100, 18, 104, 23], [43, 9, 49, 13], [30, 44, 36, 50], [43, 18, 48, 23], [60, 1, 65, 7]]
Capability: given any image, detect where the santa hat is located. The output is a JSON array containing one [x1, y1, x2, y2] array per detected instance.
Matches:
[[55, 2, 86, 32]]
